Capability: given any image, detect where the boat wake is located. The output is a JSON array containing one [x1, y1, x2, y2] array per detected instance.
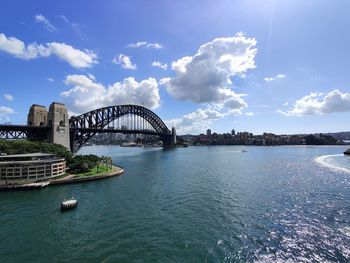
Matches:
[[315, 154, 350, 174]]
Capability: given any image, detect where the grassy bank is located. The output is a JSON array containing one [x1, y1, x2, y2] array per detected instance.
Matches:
[[75, 165, 113, 177]]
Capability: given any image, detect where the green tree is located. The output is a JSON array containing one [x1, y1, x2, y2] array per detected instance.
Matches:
[[81, 162, 89, 175]]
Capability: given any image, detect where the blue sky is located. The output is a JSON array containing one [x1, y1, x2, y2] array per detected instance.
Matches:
[[0, 0, 350, 135]]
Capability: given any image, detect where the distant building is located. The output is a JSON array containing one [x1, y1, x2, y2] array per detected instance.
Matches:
[[0, 153, 66, 184], [207, 129, 212, 136], [231, 129, 236, 136]]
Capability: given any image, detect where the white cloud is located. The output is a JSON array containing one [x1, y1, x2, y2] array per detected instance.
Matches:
[[61, 74, 160, 114], [4, 94, 14, 101], [161, 33, 256, 111], [58, 15, 85, 39], [165, 107, 226, 134], [127, 41, 163, 49], [0, 106, 15, 115], [127, 41, 147, 48], [58, 15, 69, 23], [264, 74, 286, 82], [0, 33, 97, 68], [47, 77, 54, 82], [113, 54, 137, 70], [245, 112, 254, 116], [152, 61, 167, 70], [0, 106, 14, 122], [47, 42, 98, 68], [283, 102, 289, 106], [34, 14, 57, 32], [87, 74, 96, 80], [0, 33, 48, 59], [165, 105, 242, 135], [147, 43, 163, 49], [278, 89, 350, 116]]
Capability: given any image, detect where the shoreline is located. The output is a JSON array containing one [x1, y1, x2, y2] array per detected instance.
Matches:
[[0, 165, 124, 191], [50, 165, 124, 186]]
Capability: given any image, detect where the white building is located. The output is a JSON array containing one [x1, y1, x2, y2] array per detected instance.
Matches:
[[0, 153, 66, 184]]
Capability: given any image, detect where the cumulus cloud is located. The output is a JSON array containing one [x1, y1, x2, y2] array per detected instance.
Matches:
[[165, 105, 244, 134], [4, 94, 14, 101], [278, 89, 350, 116], [152, 61, 167, 70], [61, 74, 160, 114], [161, 33, 256, 111], [165, 107, 226, 134], [0, 33, 97, 68], [127, 41, 163, 49], [113, 54, 137, 70], [47, 77, 54, 82], [34, 14, 57, 32], [48, 42, 97, 68], [264, 74, 286, 82], [245, 112, 254, 116]]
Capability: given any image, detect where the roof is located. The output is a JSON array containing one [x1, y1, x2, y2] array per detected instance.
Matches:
[[0, 153, 55, 158]]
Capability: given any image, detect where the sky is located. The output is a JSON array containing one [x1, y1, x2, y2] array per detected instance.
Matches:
[[0, 0, 350, 135]]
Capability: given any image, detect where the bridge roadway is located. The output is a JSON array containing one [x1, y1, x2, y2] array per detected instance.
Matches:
[[0, 124, 164, 137], [71, 127, 164, 136]]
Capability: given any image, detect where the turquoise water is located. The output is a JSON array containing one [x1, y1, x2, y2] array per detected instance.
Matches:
[[1, 145, 350, 262]]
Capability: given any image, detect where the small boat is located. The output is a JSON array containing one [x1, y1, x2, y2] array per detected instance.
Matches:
[[61, 198, 78, 211], [344, 149, 350, 155], [241, 149, 247, 153], [120, 142, 143, 147]]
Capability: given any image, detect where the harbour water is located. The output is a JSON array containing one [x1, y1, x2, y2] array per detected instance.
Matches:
[[1, 145, 350, 262]]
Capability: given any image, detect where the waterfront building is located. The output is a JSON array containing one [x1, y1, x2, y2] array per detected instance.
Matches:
[[0, 153, 66, 184], [207, 129, 212, 136]]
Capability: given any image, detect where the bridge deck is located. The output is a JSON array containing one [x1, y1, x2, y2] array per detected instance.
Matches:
[[71, 127, 170, 136], [0, 125, 50, 131]]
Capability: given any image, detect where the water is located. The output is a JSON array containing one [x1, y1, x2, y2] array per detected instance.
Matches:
[[1, 145, 350, 262]]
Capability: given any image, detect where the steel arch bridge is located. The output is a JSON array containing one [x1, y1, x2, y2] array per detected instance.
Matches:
[[0, 104, 176, 153], [69, 104, 175, 152]]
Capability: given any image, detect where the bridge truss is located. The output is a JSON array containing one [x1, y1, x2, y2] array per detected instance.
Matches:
[[0, 125, 49, 140], [69, 105, 172, 152], [0, 105, 174, 153]]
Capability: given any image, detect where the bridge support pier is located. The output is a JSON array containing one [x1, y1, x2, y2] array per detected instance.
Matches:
[[161, 127, 177, 147]]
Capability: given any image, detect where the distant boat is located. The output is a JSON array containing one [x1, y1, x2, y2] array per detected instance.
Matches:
[[120, 142, 142, 147], [241, 149, 247, 153], [344, 149, 350, 155], [61, 198, 78, 211]]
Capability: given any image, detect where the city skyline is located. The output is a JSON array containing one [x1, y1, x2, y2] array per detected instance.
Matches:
[[1, 0, 350, 135]]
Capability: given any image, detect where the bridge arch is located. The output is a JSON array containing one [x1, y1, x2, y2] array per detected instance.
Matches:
[[69, 104, 174, 152]]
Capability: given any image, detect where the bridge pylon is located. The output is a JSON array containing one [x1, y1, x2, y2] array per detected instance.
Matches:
[[161, 127, 177, 147], [47, 102, 70, 149]]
